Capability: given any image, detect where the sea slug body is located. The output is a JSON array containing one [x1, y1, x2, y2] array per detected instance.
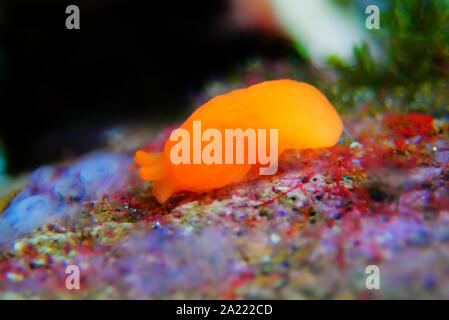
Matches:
[[135, 79, 343, 203]]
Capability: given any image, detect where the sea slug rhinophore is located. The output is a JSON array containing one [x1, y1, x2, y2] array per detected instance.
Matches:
[[135, 79, 343, 203]]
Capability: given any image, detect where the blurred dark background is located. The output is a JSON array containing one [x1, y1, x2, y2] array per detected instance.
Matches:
[[0, 0, 292, 174]]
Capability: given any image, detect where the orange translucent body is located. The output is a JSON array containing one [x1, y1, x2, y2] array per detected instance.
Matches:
[[135, 79, 343, 203]]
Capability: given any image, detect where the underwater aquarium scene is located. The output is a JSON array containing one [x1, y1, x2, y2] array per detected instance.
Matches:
[[1, 0, 449, 308]]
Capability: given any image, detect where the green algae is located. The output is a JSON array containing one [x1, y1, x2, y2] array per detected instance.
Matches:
[[321, 0, 449, 116]]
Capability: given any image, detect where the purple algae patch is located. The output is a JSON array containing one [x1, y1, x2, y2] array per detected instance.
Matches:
[[114, 227, 237, 297], [0, 152, 132, 243]]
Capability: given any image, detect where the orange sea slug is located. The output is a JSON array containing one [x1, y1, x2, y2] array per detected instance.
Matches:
[[135, 79, 343, 203]]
